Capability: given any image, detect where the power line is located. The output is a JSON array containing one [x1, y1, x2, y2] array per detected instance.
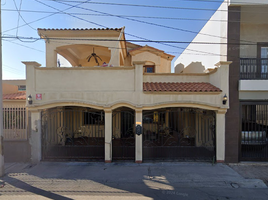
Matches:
[[3, 64, 24, 72], [3, 35, 259, 45], [1, 34, 259, 58], [3, 0, 253, 60], [43, 0, 268, 13], [2, 8, 230, 22], [29, 37, 228, 57], [44, 0, 226, 56], [3, 66, 24, 76], [5, 8, 268, 24], [43, 0, 227, 12], [12, 0, 36, 34], [52, 0, 258, 46], [3, 0, 91, 33], [2, 39, 45, 52]]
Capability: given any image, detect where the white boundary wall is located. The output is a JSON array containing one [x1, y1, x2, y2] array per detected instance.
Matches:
[[174, 1, 228, 70]]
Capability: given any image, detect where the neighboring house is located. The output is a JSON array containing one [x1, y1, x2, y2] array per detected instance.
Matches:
[[176, 0, 268, 162], [22, 27, 230, 164], [2, 80, 30, 162]]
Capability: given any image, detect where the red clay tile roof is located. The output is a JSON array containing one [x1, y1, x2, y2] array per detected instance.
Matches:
[[143, 82, 221, 92], [3, 91, 26, 100]]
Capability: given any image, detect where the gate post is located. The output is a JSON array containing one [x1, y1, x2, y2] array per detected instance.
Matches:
[[216, 110, 226, 163], [135, 109, 143, 163], [105, 109, 112, 163], [29, 110, 42, 164]]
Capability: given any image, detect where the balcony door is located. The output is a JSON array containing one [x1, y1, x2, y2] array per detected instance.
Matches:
[[257, 43, 268, 79], [261, 47, 268, 78]]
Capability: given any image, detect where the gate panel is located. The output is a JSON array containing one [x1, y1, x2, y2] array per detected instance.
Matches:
[[112, 110, 135, 160], [143, 108, 216, 161], [241, 104, 268, 161], [42, 107, 105, 160]]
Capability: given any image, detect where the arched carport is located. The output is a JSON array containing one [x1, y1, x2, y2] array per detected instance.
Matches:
[[41, 106, 105, 160]]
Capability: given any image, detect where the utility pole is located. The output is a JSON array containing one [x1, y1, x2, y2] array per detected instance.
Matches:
[[0, 0, 5, 177]]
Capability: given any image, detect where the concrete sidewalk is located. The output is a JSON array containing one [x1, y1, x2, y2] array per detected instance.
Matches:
[[0, 162, 268, 200], [229, 162, 268, 186]]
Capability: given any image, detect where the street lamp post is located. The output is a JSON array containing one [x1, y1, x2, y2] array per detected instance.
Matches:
[[0, 0, 5, 177]]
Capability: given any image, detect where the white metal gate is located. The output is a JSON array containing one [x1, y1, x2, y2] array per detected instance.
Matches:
[[3, 105, 27, 140]]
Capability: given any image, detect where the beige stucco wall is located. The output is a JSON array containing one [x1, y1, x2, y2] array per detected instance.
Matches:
[[240, 5, 268, 58], [3, 100, 25, 107], [24, 61, 229, 162], [143, 73, 209, 83], [25, 62, 228, 112], [3, 80, 26, 87], [34, 67, 135, 92], [2, 83, 18, 94], [131, 51, 171, 73]]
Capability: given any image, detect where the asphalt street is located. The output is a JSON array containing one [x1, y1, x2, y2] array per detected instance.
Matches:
[[0, 162, 267, 200]]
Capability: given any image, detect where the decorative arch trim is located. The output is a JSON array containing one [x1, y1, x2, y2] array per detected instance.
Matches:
[[27, 100, 226, 113]]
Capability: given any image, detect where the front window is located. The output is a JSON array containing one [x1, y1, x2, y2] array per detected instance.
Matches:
[[144, 65, 155, 73], [18, 85, 26, 91]]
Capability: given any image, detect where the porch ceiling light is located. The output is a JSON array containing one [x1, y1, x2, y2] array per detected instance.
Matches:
[[28, 95, 33, 105], [222, 94, 227, 105]]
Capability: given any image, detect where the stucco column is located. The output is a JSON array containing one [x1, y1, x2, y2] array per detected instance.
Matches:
[[23, 61, 41, 106], [29, 110, 42, 164], [133, 61, 145, 92], [105, 109, 112, 163], [214, 61, 232, 104], [135, 109, 143, 163], [216, 110, 226, 163], [108, 47, 120, 66], [46, 46, 57, 67]]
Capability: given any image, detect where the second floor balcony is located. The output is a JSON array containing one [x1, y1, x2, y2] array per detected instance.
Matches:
[[23, 61, 229, 110], [240, 58, 268, 80]]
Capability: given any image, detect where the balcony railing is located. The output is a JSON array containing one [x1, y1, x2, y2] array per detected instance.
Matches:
[[240, 58, 268, 80]]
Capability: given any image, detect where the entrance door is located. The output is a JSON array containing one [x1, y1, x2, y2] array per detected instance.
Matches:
[[143, 108, 216, 161], [112, 109, 135, 160], [42, 107, 105, 160]]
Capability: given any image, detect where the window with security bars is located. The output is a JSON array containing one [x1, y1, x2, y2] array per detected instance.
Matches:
[[144, 65, 155, 73], [3, 107, 26, 129]]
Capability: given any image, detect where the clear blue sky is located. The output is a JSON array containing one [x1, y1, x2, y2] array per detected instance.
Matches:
[[2, 0, 223, 79]]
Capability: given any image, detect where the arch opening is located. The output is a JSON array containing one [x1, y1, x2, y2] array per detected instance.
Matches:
[[41, 106, 105, 161], [142, 107, 216, 161]]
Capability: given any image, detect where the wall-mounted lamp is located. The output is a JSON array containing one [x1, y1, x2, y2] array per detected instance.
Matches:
[[28, 95, 33, 105], [222, 94, 228, 105]]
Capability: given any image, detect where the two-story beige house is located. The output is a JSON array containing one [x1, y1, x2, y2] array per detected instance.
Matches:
[[23, 27, 230, 164]]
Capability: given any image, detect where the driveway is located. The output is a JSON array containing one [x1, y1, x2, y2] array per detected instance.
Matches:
[[0, 162, 267, 200]]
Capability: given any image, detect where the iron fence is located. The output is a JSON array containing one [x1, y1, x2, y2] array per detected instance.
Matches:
[[241, 104, 268, 161], [42, 107, 105, 160], [112, 109, 135, 160], [142, 108, 216, 161], [3, 105, 27, 140]]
